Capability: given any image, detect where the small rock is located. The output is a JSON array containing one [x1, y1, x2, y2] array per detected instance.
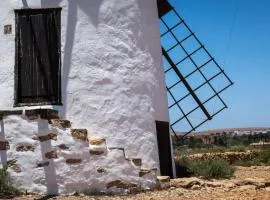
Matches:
[[239, 185, 256, 190], [97, 167, 106, 173], [235, 179, 260, 187], [106, 180, 137, 189], [45, 151, 58, 159], [157, 176, 170, 183], [191, 184, 201, 190], [172, 178, 201, 189]]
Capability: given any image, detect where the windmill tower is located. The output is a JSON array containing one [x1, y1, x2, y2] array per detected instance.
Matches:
[[0, 0, 232, 195]]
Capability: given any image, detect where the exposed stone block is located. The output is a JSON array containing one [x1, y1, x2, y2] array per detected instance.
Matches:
[[57, 144, 69, 150], [90, 150, 104, 155], [127, 158, 142, 167], [40, 109, 59, 120], [139, 168, 152, 177], [157, 176, 170, 182], [97, 167, 107, 173], [7, 159, 21, 173], [108, 147, 125, 157], [66, 159, 82, 164], [0, 140, 10, 150], [32, 133, 57, 142], [71, 129, 87, 141], [25, 109, 39, 120], [109, 147, 124, 151], [0, 110, 23, 120], [139, 168, 158, 177], [7, 159, 17, 166], [50, 119, 71, 129], [45, 151, 58, 159], [25, 109, 59, 120], [87, 135, 105, 145], [16, 144, 35, 152], [37, 161, 50, 168], [106, 180, 138, 189]]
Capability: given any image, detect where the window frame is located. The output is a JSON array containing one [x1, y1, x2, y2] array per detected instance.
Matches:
[[14, 8, 62, 107]]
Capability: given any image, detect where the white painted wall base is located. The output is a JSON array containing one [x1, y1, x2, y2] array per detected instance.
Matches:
[[1, 112, 158, 194]]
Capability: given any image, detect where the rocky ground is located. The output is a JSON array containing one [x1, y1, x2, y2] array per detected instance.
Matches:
[[14, 166, 270, 200]]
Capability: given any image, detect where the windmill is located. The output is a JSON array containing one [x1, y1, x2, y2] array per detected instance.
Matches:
[[0, 0, 233, 195], [157, 0, 233, 138]]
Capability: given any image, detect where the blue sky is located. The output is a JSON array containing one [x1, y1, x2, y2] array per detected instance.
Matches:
[[165, 0, 270, 131]]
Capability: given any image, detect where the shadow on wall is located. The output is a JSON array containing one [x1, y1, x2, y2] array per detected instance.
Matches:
[[18, 0, 103, 193], [40, 0, 103, 118], [22, 0, 29, 7], [0, 121, 7, 166], [37, 120, 59, 195]]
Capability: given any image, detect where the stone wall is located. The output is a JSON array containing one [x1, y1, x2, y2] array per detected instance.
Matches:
[[0, 109, 158, 194]]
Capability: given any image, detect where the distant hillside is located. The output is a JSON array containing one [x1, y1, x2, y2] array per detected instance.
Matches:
[[175, 127, 270, 137]]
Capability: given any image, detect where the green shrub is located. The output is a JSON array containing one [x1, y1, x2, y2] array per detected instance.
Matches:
[[233, 148, 270, 166], [257, 148, 270, 164], [176, 157, 235, 179], [230, 145, 246, 152], [0, 168, 20, 198]]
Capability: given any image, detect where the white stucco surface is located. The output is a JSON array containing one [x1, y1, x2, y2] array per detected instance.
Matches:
[[0, 0, 171, 194]]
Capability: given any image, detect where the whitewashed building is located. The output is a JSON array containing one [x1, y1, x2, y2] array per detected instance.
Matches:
[[0, 0, 174, 195]]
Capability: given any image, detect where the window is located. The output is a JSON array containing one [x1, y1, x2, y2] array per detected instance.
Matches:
[[15, 8, 62, 106]]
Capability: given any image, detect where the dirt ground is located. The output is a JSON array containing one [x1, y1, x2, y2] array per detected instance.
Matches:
[[14, 166, 270, 200]]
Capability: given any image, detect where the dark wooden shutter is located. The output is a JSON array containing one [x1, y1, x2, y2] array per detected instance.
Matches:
[[155, 120, 174, 177], [15, 8, 62, 106]]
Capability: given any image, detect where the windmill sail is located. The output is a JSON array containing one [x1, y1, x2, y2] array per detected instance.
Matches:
[[157, 0, 233, 137]]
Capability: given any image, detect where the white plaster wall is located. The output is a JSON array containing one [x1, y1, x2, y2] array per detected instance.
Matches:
[[0, 0, 170, 194], [1, 115, 158, 194]]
